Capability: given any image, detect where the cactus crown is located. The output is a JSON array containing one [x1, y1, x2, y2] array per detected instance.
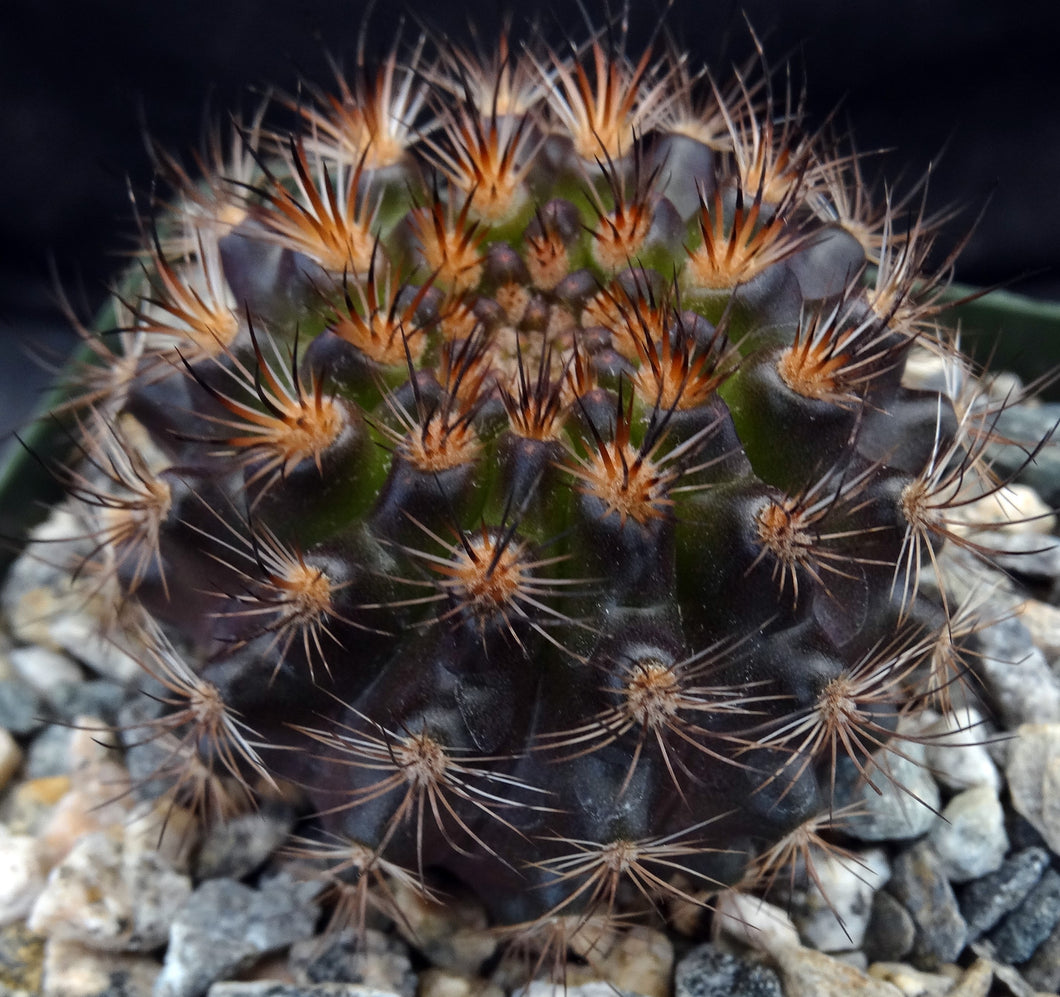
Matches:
[[30, 9, 1035, 973]]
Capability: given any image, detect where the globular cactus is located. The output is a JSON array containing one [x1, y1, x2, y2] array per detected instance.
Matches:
[[26, 13, 1042, 966]]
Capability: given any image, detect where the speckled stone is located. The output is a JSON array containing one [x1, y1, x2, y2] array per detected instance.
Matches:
[[508, 922, 672, 997], [28, 829, 192, 952], [973, 621, 1060, 726], [587, 926, 673, 997], [288, 929, 415, 997], [888, 842, 968, 966], [959, 846, 1051, 940], [1022, 914, 1060, 992], [34, 733, 135, 868], [1, 530, 142, 684], [0, 921, 46, 997], [674, 943, 782, 997], [871, 958, 993, 997], [988, 867, 1060, 965], [122, 800, 200, 875], [949, 483, 1056, 536], [794, 848, 890, 952], [155, 874, 322, 997], [978, 531, 1060, 583], [931, 544, 1020, 620], [41, 936, 160, 997], [0, 773, 71, 836]]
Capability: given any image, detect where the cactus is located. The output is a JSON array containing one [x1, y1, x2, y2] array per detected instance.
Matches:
[[19, 13, 1050, 971]]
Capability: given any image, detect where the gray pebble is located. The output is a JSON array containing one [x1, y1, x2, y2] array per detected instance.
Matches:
[[674, 942, 783, 997], [987, 533, 1060, 583], [155, 874, 322, 997], [194, 804, 297, 881], [862, 891, 915, 963], [971, 617, 1060, 725], [47, 678, 128, 725], [988, 867, 1060, 965], [959, 846, 1051, 940], [834, 748, 940, 842], [888, 841, 968, 966], [120, 695, 186, 802], [989, 404, 1060, 507], [22, 723, 74, 778], [0, 678, 45, 736]]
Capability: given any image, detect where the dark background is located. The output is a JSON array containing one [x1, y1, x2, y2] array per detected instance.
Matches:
[[2, 0, 1059, 451]]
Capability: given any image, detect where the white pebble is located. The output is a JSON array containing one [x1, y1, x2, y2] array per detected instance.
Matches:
[[928, 785, 1008, 883], [1006, 723, 1060, 855], [46, 611, 143, 683], [923, 710, 1001, 793], [518, 985, 634, 997], [714, 891, 801, 955], [0, 825, 46, 925], [974, 618, 1060, 726], [796, 848, 890, 952], [9, 645, 83, 693]]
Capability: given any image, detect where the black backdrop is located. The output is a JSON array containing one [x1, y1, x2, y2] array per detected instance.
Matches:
[[2, 0, 1058, 441]]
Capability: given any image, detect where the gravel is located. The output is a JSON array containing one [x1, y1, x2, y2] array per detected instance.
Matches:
[[3, 408, 1060, 997]]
